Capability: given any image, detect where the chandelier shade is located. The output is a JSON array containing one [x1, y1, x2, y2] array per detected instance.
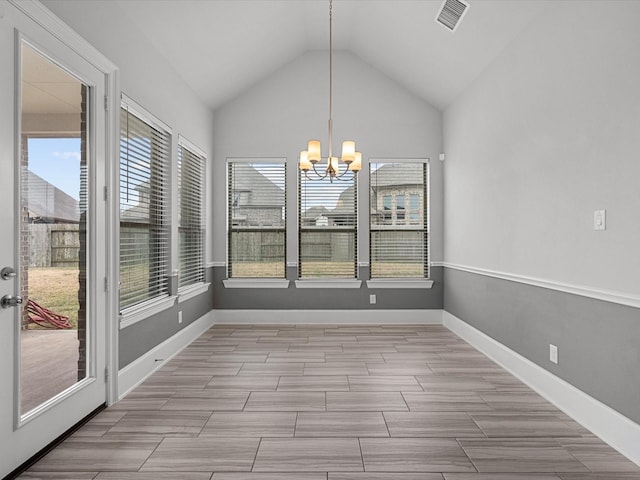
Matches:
[[349, 151, 362, 172], [307, 140, 322, 163], [341, 141, 356, 163], [299, 150, 312, 171]]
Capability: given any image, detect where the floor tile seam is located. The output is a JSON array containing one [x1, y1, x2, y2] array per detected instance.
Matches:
[[135, 433, 167, 473], [275, 375, 283, 391], [357, 437, 365, 472], [240, 391, 252, 411], [399, 391, 411, 411], [194, 409, 215, 437], [555, 440, 611, 475], [454, 436, 480, 474], [465, 411, 490, 438], [381, 411, 392, 437], [249, 437, 262, 472]]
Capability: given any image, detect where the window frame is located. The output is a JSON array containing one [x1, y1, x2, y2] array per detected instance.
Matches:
[[119, 95, 173, 320], [227, 158, 287, 280], [298, 167, 358, 280], [368, 158, 430, 281], [177, 135, 206, 292]]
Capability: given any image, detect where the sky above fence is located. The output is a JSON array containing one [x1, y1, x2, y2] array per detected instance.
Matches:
[[28, 137, 81, 201]]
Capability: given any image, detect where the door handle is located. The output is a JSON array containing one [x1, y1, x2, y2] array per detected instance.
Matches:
[[1, 295, 23, 309], [1, 267, 16, 280]]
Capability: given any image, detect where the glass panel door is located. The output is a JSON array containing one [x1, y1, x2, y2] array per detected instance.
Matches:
[[19, 44, 92, 415], [0, 5, 111, 476]]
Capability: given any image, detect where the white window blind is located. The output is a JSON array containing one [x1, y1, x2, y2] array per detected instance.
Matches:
[[299, 169, 357, 278], [119, 104, 171, 311], [178, 139, 205, 289], [369, 161, 429, 278], [228, 160, 286, 278]]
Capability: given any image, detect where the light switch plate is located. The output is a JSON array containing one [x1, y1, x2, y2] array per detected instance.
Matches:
[[594, 209, 606, 230], [549, 344, 558, 364]]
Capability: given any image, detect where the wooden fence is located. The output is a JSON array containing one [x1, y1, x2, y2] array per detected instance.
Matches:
[[29, 224, 79, 267]]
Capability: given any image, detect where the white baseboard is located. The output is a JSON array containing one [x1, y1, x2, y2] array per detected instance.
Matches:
[[117, 311, 215, 399], [213, 309, 444, 325], [443, 311, 640, 467]]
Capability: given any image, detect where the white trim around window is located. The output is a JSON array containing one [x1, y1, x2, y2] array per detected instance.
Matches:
[[369, 158, 430, 280], [119, 99, 172, 313], [227, 157, 287, 280], [120, 94, 172, 134], [177, 135, 207, 291]]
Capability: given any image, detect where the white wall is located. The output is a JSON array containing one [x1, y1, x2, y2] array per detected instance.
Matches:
[[443, 1, 640, 296], [42, 0, 216, 265], [213, 50, 443, 267]]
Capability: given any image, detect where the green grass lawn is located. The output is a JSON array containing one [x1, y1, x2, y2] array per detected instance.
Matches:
[[232, 261, 424, 278]]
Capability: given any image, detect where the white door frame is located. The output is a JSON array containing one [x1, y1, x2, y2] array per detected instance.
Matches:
[[1, 1, 119, 475], [10, 0, 120, 407]]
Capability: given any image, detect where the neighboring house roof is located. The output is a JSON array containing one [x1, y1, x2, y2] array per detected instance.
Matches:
[[370, 163, 424, 189], [331, 187, 356, 221], [27, 170, 79, 223], [232, 164, 284, 207], [121, 182, 150, 222], [302, 206, 331, 220]]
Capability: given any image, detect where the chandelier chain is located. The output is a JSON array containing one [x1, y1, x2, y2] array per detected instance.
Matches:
[[299, 0, 360, 181], [328, 0, 333, 160]]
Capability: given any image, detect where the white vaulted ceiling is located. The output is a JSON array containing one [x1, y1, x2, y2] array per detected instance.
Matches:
[[74, 0, 552, 111]]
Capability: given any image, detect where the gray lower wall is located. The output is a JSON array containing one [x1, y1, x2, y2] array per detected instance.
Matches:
[[119, 265, 442, 368], [213, 266, 443, 310], [119, 267, 215, 368], [444, 267, 640, 425]]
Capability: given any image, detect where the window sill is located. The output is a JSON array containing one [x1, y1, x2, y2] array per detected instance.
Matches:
[[120, 295, 177, 329], [178, 282, 211, 303], [223, 279, 290, 289], [366, 279, 434, 289], [295, 279, 362, 289]]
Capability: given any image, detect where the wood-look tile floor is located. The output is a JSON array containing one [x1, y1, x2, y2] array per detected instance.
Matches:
[[20, 324, 640, 479]]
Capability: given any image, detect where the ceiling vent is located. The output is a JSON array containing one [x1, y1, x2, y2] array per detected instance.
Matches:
[[435, 0, 470, 32]]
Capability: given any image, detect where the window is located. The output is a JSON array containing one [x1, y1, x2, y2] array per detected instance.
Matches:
[[396, 195, 405, 221], [177, 138, 206, 289], [299, 169, 357, 278], [369, 160, 429, 279], [119, 100, 171, 311], [228, 159, 286, 278], [408, 194, 420, 222]]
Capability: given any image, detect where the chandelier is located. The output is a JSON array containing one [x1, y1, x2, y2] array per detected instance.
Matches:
[[299, 0, 361, 181]]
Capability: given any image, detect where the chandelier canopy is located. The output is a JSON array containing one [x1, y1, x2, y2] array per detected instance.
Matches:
[[299, 0, 361, 181]]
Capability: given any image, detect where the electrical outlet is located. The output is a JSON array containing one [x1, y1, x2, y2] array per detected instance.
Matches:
[[549, 344, 558, 364], [369, 294, 376, 305], [178, 311, 183, 325]]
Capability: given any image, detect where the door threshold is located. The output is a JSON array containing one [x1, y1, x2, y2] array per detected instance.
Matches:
[[4, 404, 106, 480]]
